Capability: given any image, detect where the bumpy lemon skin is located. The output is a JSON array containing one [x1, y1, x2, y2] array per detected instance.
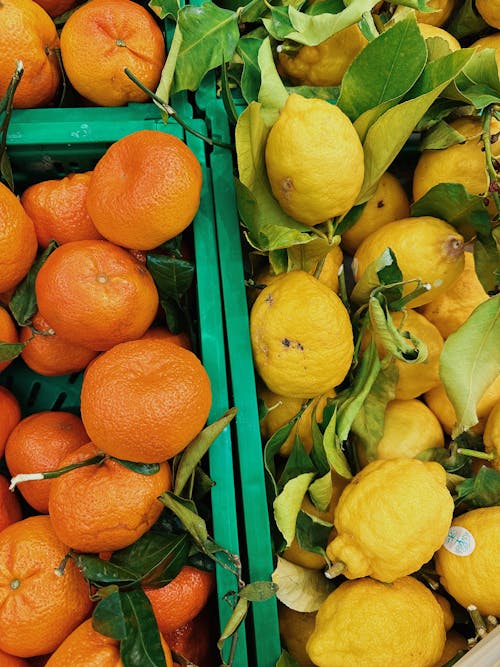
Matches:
[[476, 0, 500, 29]]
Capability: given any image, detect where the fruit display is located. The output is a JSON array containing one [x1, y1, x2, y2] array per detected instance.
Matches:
[[1, 0, 500, 666]]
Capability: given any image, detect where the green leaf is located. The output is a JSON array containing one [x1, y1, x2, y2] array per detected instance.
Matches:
[[338, 15, 427, 122], [75, 554, 140, 586], [0, 340, 26, 362], [239, 0, 269, 23], [238, 581, 278, 602], [309, 403, 330, 474], [146, 254, 194, 304], [257, 38, 288, 126], [356, 48, 474, 204], [447, 0, 488, 40], [304, 0, 345, 15], [296, 510, 332, 556], [174, 408, 237, 495], [0, 150, 13, 191], [236, 37, 262, 105], [272, 556, 334, 611], [474, 234, 500, 295], [419, 120, 467, 150], [9, 241, 58, 326], [286, 237, 334, 273], [351, 247, 403, 306], [160, 492, 209, 546], [454, 49, 500, 110], [120, 590, 167, 667], [322, 406, 353, 479], [273, 472, 315, 546], [172, 4, 240, 93], [264, 414, 303, 496], [93, 591, 128, 640], [308, 471, 332, 512], [112, 460, 161, 476], [368, 297, 428, 362], [148, 0, 179, 20], [454, 466, 500, 510], [277, 650, 302, 667], [278, 437, 317, 492], [286, 84, 340, 101], [440, 295, 500, 438], [155, 21, 182, 105], [217, 597, 249, 653]]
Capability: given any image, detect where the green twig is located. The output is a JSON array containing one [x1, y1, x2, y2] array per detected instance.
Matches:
[[456, 448, 495, 461], [10, 454, 106, 490], [481, 105, 500, 219], [0, 60, 24, 190]]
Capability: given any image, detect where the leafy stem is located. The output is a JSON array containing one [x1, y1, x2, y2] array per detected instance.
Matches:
[[0, 60, 24, 190], [481, 104, 500, 220]]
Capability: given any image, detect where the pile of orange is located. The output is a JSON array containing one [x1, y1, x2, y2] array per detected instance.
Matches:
[[0, 125, 219, 664]]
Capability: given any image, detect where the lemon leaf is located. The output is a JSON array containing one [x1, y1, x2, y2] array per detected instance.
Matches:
[[277, 650, 301, 667], [419, 120, 467, 150], [322, 405, 352, 479], [119, 590, 166, 667], [239, 581, 278, 602], [257, 38, 288, 126], [447, 0, 488, 40], [454, 466, 500, 510], [308, 471, 333, 513], [440, 295, 500, 438], [272, 556, 334, 612], [274, 473, 315, 547], [236, 37, 262, 105], [286, 237, 333, 273]]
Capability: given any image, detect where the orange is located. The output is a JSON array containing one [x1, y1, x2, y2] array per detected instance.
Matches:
[[35, 240, 159, 351], [5, 411, 90, 514], [141, 326, 191, 349], [45, 618, 174, 667], [163, 607, 217, 667], [0, 515, 92, 657], [0, 182, 38, 294], [48, 441, 171, 552], [33, 0, 80, 17], [86, 130, 202, 250], [0, 474, 22, 533], [145, 565, 215, 635], [20, 312, 98, 377], [0, 648, 29, 666], [80, 339, 212, 463], [60, 0, 165, 107], [0, 307, 18, 374], [20, 173, 103, 248], [0, 0, 60, 109], [0, 386, 21, 457]]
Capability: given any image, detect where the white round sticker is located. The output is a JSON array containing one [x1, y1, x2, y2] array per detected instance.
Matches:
[[443, 526, 476, 556]]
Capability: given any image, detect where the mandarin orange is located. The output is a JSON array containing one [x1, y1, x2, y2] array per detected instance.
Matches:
[[0, 386, 21, 457], [0, 474, 22, 533], [0, 307, 18, 374]]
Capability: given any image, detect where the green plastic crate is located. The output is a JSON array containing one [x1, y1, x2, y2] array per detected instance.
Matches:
[[1, 106, 249, 666]]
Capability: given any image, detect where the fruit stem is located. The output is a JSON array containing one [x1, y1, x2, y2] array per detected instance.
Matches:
[[481, 105, 500, 220], [324, 561, 345, 579], [0, 60, 24, 191], [9, 454, 106, 490], [468, 604, 488, 639], [123, 68, 233, 150], [455, 448, 495, 461]]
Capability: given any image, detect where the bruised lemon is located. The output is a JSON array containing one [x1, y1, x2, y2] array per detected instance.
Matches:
[[265, 94, 364, 225]]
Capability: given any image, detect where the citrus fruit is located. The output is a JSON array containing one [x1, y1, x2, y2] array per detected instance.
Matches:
[[258, 384, 305, 443], [0, 182, 38, 294], [418, 23, 461, 51], [353, 216, 465, 307], [475, 0, 500, 29], [32, 0, 80, 17], [20, 173, 103, 248], [483, 400, 500, 470], [145, 565, 215, 635], [0, 515, 92, 657], [358, 398, 444, 465], [35, 240, 159, 351], [432, 630, 468, 667], [44, 618, 174, 667], [48, 442, 171, 552], [435, 506, 500, 617], [265, 94, 364, 224], [413, 116, 500, 217], [19, 312, 98, 377], [5, 410, 90, 513], [0, 649, 29, 666], [0, 386, 21, 456], [0, 0, 60, 108], [86, 130, 202, 250], [163, 606, 217, 667], [250, 271, 354, 398], [326, 458, 454, 582], [140, 326, 191, 350], [0, 307, 18, 374], [278, 602, 317, 667], [415, 0, 456, 26], [470, 33, 500, 75], [277, 24, 368, 87], [306, 576, 446, 667], [0, 474, 22, 533], [60, 0, 165, 106], [340, 172, 410, 256], [424, 375, 500, 435], [80, 338, 212, 463], [419, 251, 489, 339], [433, 592, 454, 632]]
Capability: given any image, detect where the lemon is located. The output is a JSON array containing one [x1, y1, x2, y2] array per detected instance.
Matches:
[[415, 0, 456, 26], [431, 630, 468, 667], [435, 506, 500, 617], [476, 0, 500, 29], [258, 383, 305, 442], [368, 308, 444, 400], [419, 252, 489, 339], [413, 116, 500, 218], [340, 172, 410, 256], [250, 271, 354, 398], [278, 602, 317, 667], [359, 399, 444, 466], [353, 216, 465, 308], [265, 94, 365, 225], [418, 23, 461, 51], [326, 458, 454, 582], [483, 399, 500, 470], [306, 576, 446, 667], [424, 376, 500, 435], [433, 593, 454, 632], [471, 33, 500, 76], [277, 24, 368, 87]]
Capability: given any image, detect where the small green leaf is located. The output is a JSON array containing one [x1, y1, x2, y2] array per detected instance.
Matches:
[[273, 473, 315, 546], [447, 0, 488, 40], [264, 413, 303, 496], [308, 471, 332, 512], [217, 597, 248, 652], [120, 590, 166, 667], [440, 295, 500, 438], [0, 340, 26, 362], [277, 650, 302, 667], [146, 254, 194, 304], [74, 554, 139, 586], [93, 591, 128, 640], [272, 556, 335, 612], [238, 581, 278, 602], [220, 63, 239, 127], [112, 460, 161, 476], [286, 237, 333, 274], [257, 38, 288, 126], [155, 21, 182, 105], [236, 37, 262, 105], [368, 297, 428, 362], [474, 234, 500, 295], [295, 510, 332, 557], [160, 492, 209, 546], [148, 0, 179, 20], [322, 406, 353, 479], [278, 437, 317, 492], [454, 466, 500, 510], [419, 120, 467, 151]]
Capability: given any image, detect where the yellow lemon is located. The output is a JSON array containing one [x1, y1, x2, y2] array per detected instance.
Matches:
[[424, 375, 500, 435], [415, 0, 456, 26], [476, 0, 500, 29], [340, 172, 410, 256], [353, 216, 465, 308], [433, 593, 455, 632], [250, 271, 354, 398], [431, 630, 468, 667], [277, 24, 368, 87], [306, 576, 446, 667], [278, 602, 317, 667], [413, 116, 500, 218], [471, 33, 500, 76], [435, 506, 500, 617], [258, 383, 305, 442], [483, 399, 500, 470], [418, 23, 461, 51], [419, 252, 489, 339], [265, 94, 365, 225], [326, 458, 454, 582]]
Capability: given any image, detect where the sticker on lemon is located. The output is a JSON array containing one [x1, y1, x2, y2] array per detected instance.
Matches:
[[265, 94, 364, 225]]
